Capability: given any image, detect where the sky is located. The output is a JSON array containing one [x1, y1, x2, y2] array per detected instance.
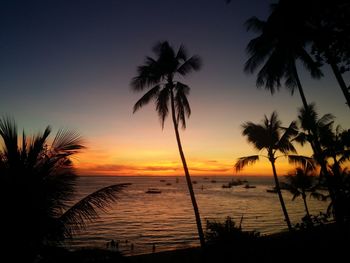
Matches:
[[0, 0, 349, 176]]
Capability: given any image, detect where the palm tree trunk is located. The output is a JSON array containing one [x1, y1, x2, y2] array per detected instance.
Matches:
[[169, 87, 205, 247], [292, 63, 309, 110], [293, 65, 341, 222], [302, 192, 311, 219], [270, 157, 292, 231], [326, 53, 350, 109]]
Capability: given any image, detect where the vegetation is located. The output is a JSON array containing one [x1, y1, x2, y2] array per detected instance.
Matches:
[[0, 118, 129, 262], [285, 166, 316, 220], [234, 112, 313, 230], [131, 41, 205, 247], [205, 216, 260, 245]]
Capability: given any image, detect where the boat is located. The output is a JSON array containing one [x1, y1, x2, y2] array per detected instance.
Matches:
[[145, 188, 162, 194], [166, 182, 172, 186], [266, 188, 278, 193], [244, 184, 256, 189]]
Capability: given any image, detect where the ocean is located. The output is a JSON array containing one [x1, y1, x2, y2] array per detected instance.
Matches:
[[64, 176, 328, 255]]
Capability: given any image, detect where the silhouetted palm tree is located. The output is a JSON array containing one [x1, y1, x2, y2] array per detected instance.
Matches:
[[244, 3, 323, 110], [285, 166, 316, 220], [131, 41, 205, 247], [0, 117, 129, 261], [289, 0, 350, 108], [235, 112, 313, 231], [294, 104, 350, 223]]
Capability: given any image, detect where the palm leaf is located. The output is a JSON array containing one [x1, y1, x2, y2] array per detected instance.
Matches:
[[156, 87, 170, 129], [175, 82, 191, 129], [133, 85, 160, 113], [131, 57, 161, 91], [287, 155, 315, 170], [298, 48, 323, 79], [51, 129, 84, 156], [177, 55, 202, 76], [27, 126, 51, 168], [0, 117, 19, 162], [276, 121, 298, 154], [293, 132, 308, 146], [245, 16, 266, 33], [176, 44, 188, 61], [59, 183, 130, 237], [234, 155, 259, 172]]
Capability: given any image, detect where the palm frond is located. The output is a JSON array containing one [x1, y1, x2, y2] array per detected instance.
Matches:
[[293, 132, 308, 146], [152, 41, 173, 58], [242, 122, 270, 151], [59, 183, 130, 237], [0, 117, 19, 162], [20, 131, 27, 162], [255, 48, 286, 92], [177, 55, 202, 76], [176, 44, 187, 61], [298, 48, 323, 79], [156, 87, 170, 129], [277, 121, 298, 154], [130, 57, 161, 91], [27, 126, 51, 168], [244, 35, 275, 75], [51, 129, 84, 155], [175, 82, 191, 129], [288, 155, 315, 170], [245, 16, 266, 33], [234, 155, 259, 172], [133, 85, 160, 113], [318, 113, 335, 127], [311, 191, 329, 201]]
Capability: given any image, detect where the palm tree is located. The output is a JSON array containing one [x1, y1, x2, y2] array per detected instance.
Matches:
[[235, 112, 313, 231], [285, 166, 316, 220], [244, 2, 323, 111], [293, 104, 342, 214], [131, 41, 205, 247], [0, 117, 129, 261]]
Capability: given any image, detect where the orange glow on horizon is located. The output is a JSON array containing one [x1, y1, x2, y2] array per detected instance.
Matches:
[[75, 154, 299, 177]]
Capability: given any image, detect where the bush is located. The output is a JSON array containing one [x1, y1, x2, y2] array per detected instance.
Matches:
[[205, 216, 260, 244]]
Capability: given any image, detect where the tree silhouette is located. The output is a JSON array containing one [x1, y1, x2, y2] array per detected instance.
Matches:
[[244, 2, 323, 110], [0, 117, 129, 261], [285, 166, 316, 220], [235, 112, 313, 231], [131, 41, 205, 247]]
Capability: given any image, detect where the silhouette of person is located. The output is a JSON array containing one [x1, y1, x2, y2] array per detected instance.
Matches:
[[110, 239, 116, 249], [152, 244, 156, 253]]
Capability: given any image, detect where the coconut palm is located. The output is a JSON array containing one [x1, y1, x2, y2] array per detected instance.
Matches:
[[235, 112, 313, 231], [294, 104, 350, 223], [131, 41, 205, 247], [285, 166, 316, 220], [0, 117, 129, 261], [244, 2, 323, 111]]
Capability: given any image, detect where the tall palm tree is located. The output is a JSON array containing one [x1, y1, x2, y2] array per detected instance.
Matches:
[[0, 117, 129, 261], [235, 112, 313, 231], [244, 2, 323, 111], [131, 41, 205, 247], [290, 0, 350, 109], [285, 166, 316, 220]]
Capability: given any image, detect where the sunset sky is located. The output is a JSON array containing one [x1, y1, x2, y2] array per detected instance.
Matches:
[[0, 0, 349, 176]]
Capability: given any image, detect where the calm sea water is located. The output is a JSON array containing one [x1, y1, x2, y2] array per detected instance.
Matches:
[[64, 176, 328, 255]]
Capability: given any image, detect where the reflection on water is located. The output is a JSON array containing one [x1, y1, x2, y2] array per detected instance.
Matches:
[[65, 176, 328, 255]]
